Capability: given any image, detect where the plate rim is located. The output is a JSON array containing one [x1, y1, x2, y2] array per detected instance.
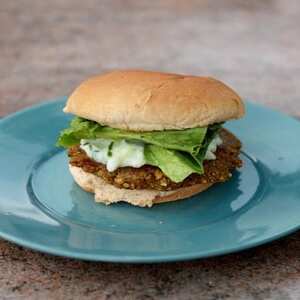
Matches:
[[0, 223, 299, 263]]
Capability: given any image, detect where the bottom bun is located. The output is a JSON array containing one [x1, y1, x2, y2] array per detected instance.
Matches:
[[69, 165, 213, 207]]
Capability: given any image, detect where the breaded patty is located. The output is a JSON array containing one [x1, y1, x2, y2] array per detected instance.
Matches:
[[68, 129, 242, 191]]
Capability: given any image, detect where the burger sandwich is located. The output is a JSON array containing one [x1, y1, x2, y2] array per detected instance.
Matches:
[[57, 70, 245, 207]]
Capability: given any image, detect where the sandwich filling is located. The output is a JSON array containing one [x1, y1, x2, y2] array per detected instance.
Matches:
[[57, 117, 242, 191], [79, 134, 222, 173]]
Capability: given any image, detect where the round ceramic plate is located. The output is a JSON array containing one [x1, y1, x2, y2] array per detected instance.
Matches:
[[0, 98, 299, 263]]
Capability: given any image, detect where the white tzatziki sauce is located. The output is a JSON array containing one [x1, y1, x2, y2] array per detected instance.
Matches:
[[80, 138, 145, 172]]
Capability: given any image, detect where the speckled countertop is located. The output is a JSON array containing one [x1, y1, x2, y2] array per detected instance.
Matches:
[[1, 1, 300, 299]]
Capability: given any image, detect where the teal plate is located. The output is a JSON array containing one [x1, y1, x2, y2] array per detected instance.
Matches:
[[0, 98, 300, 263]]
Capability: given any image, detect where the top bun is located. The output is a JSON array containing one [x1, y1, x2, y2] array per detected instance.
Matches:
[[64, 70, 244, 131]]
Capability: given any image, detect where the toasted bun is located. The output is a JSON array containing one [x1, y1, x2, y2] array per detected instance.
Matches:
[[69, 165, 213, 207], [64, 70, 244, 131]]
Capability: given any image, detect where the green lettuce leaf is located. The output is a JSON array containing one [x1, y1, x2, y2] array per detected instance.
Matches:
[[193, 123, 222, 163], [143, 124, 221, 182], [57, 117, 207, 154], [144, 144, 203, 183]]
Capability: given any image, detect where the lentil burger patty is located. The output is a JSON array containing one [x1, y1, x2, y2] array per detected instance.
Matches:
[[68, 129, 242, 191]]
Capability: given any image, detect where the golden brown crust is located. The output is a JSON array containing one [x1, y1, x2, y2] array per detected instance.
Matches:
[[64, 70, 245, 131]]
